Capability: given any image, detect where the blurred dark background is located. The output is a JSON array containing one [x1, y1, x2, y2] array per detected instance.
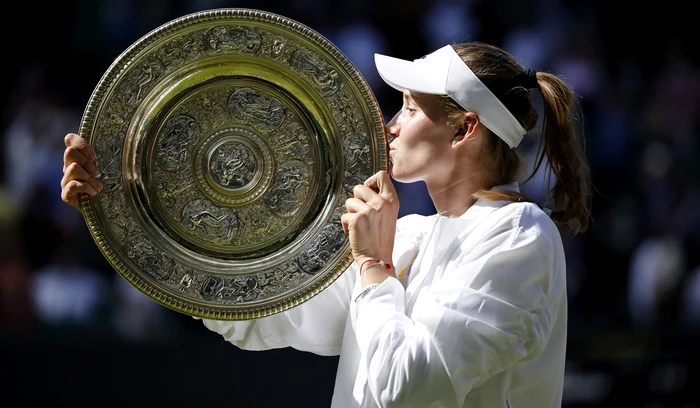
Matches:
[[1, 0, 699, 407]]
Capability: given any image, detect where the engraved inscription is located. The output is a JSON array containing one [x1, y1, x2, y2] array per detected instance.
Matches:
[[123, 234, 174, 281], [209, 141, 257, 189], [227, 88, 285, 131], [157, 115, 199, 172], [205, 26, 261, 53], [264, 160, 311, 218], [201, 276, 259, 302], [298, 223, 346, 274], [181, 199, 239, 245], [290, 48, 340, 96]]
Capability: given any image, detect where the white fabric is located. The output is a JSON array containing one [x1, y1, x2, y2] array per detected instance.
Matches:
[[199, 184, 568, 407], [374, 45, 527, 149]]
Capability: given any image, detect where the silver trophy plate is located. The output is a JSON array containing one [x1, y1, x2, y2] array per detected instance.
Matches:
[[78, 8, 387, 320]]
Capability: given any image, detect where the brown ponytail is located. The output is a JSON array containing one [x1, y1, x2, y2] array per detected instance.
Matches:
[[528, 72, 591, 233], [442, 42, 592, 234]]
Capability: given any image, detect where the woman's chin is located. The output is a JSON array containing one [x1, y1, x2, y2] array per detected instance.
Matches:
[[389, 167, 419, 184]]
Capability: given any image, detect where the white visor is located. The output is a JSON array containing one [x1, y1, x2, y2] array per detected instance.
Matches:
[[374, 45, 526, 149]]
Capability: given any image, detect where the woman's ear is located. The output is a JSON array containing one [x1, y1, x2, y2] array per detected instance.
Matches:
[[451, 111, 481, 147]]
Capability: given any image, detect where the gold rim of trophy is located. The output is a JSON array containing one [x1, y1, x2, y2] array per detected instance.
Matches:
[[78, 8, 387, 320]]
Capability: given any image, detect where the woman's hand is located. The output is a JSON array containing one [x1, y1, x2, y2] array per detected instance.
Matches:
[[341, 171, 400, 285], [61, 133, 103, 212]]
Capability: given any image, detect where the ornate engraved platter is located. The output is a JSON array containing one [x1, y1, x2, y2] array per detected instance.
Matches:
[[78, 8, 387, 320]]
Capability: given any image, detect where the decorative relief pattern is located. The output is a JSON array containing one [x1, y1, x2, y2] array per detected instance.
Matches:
[[267, 119, 313, 163], [156, 114, 198, 172], [86, 11, 381, 317], [290, 48, 340, 97], [201, 275, 259, 303], [192, 91, 229, 132], [297, 223, 346, 274], [228, 87, 285, 132], [230, 203, 283, 247], [123, 233, 174, 281], [343, 133, 371, 191], [208, 141, 257, 189], [94, 136, 123, 193], [191, 126, 271, 206], [118, 56, 166, 105], [204, 26, 261, 54], [264, 160, 311, 218], [181, 198, 239, 245]]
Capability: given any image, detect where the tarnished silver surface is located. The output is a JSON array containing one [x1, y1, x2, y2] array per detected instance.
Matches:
[[79, 8, 387, 320]]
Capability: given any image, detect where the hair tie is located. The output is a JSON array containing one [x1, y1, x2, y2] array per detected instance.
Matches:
[[524, 69, 539, 89]]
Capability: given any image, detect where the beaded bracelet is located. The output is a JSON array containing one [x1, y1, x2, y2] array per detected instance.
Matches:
[[359, 258, 393, 275]]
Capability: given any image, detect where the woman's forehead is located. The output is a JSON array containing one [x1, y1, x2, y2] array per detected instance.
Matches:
[[404, 90, 446, 116], [404, 90, 439, 104]]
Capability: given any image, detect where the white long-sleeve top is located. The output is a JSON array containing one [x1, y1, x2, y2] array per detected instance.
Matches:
[[200, 184, 568, 407]]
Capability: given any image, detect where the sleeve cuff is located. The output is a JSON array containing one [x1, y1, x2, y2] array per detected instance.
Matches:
[[354, 277, 408, 351]]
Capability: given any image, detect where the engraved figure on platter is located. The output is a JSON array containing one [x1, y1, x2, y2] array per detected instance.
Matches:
[[181, 199, 239, 245], [264, 161, 310, 217], [124, 234, 174, 281], [290, 48, 340, 96], [227, 88, 285, 131], [343, 134, 370, 190], [269, 121, 312, 160], [209, 142, 257, 189], [156, 174, 189, 210], [156, 40, 185, 68], [201, 276, 259, 302], [156, 115, 198, 172], [181, 33, 203, 60], [119, 56, 165, 105], [297, 224, 346, 274], [198, 94, 228, 130], [179, 273, 194, 292], [244, 214, 281, 244], [205, 26, 261, 53], [272, 38, 286, 56], [107, 112, 127, 132], [93, 136, 122, 192]]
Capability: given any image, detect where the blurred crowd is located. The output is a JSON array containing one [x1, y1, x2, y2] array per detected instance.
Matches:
[[0, 0, 698, 405]]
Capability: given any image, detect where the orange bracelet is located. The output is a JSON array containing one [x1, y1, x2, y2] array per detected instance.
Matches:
[[359, 259, 393, 275]]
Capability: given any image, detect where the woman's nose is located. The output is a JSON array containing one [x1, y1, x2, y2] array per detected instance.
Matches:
[[385, 125, 397, 143], [385, 112, 400, 142]]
